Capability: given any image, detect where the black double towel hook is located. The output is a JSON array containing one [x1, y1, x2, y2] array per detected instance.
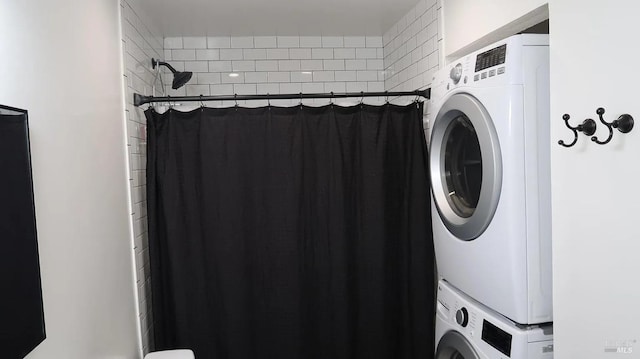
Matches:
[[558, 114, 596, 147], [559, 107, 634, 147], [590, 107, 634, 145]]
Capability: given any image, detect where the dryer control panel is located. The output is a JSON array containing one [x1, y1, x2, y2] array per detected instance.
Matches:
[[473, 44, 507, 83], [449, 63, 463, 84], [434, 34, 548, 96], [475, 44, 507, 72]]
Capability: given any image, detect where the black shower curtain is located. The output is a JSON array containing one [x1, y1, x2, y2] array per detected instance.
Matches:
[[146, 103, 434, 359]]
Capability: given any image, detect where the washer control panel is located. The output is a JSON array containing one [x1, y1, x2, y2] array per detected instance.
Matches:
[[437, 282, 478, 336], [437, 280, 553, 358], [455, 307, 469, 327], [437, 280, 553, 359]]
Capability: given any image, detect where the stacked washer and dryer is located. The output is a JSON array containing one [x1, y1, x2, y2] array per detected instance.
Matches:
[[427, 34, 554, 358]]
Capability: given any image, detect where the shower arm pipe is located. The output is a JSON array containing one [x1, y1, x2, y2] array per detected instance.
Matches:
[[152, 59, 178, 73], [133, 89, 431, 107]]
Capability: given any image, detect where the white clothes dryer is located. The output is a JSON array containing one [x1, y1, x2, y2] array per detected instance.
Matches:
[[428, 34, 552, 324], [435, 280, 554, 359]]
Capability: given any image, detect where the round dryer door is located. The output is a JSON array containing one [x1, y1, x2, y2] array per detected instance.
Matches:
[[435, 331, 481, 359], [430, 93, 502, 240]]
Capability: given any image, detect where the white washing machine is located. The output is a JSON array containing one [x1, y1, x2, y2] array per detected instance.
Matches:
[[428, 34, 552, 325], [436, 280, 553, 359]]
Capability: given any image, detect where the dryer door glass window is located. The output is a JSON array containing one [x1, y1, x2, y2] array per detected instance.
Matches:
[[444, 115, 482, 218], [429, 93, 502, 241]]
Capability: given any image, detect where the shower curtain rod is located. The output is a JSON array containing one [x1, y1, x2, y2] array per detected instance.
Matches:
[[133, 89, 430, 107]]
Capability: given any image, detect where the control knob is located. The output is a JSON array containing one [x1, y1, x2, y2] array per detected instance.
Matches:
[[450, 63, 463, 84], [455, 307, 469, 327]]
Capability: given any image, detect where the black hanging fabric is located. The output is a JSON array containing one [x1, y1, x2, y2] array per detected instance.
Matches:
[[145, 103, 435, 359]]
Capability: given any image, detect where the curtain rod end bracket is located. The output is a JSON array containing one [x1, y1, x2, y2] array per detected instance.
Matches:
[[134, 93, 150, 107]]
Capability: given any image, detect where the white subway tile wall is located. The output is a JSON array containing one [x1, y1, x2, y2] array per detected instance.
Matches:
[[383, 0, 442, 94], [162, 35, 384, 106], [120, 0, 162, 354]]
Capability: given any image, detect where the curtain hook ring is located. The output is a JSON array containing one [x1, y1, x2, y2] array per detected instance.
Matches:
[[234, 93, 238, 109], [199, 94, 205, 108], [267, 93, 271, 107], [299, 92, 303, 107], [330, 91, 334, 106], [385, 91, 389, 104], [360, 91, 364, 106]]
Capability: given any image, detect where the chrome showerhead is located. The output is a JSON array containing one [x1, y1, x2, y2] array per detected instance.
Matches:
[[152, 58, 193, 90]]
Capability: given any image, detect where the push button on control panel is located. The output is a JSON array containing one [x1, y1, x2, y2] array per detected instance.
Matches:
[[497, 67, 505, 75], [481, 72, 487, 79], [474, 74, 479, 82], [489, 69, 496, 77]]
